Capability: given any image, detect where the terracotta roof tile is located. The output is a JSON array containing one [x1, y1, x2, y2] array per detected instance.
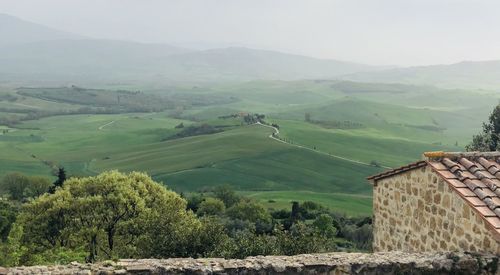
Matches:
[[476, 162, 487, 171], [446, 179, 467, 188], [469, 179, 487, 188], [491, 197, 500, 205], [428, 161, 448, 170], [459, 171, 476, 179], [436, 170, 458, 179], [464, 196, 487, 206], [478, 157, 494, 169], [489, 178, 500, 187], [486, 217, 500, 229], [456, 188, 476, 197], [366, 160, 426, 182], [463, 179, 481, 190], [482, 188, 498, 198], [459, 158, 477, 170], [476, 206, 497, 217]]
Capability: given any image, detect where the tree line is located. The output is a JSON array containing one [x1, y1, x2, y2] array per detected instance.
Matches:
[[0, 170, 372, 266]]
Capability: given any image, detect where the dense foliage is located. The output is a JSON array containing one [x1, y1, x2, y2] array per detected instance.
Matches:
[[0, 171, 372, 266], [467, 104, 500, 151], [165, 124, 223, 140], [0, 173, 52, 201]]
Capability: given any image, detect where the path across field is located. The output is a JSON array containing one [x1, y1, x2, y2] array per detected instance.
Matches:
[[98, 120, 116, 130], [256, 122, 392, 169]]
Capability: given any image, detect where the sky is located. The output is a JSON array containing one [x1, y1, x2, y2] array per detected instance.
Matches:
[[1, 0, 499, 66]]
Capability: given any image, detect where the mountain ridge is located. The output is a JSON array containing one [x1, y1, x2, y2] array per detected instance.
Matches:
[[342, 59, 500, 89]]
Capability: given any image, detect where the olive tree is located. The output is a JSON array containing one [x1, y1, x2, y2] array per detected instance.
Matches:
[[197, 197, 225, 216], [13, 171, 198, 263]]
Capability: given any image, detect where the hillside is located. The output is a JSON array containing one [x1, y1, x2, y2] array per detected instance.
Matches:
[[343, 60, 500, 89], [0, 112, 380, 215], [0, 39, 191, 83], [0, 80, 497, 217], [1, 80, 496, 216], [0, 43, 379, 83], [0, 13, 81, 47], [0, 14, 383, 83], [159, 47, 378, 81]]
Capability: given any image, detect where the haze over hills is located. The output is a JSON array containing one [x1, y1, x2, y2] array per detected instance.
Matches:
[[0, 14, 380, 83], [342, 60, 500, 89], [1, 12, 500, 89], [0, 13, 82, 47], [3, 13, 499, 88]]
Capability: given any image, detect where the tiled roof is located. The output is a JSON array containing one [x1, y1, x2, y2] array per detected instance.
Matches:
[[366, 160, 427, 182], [368, 151, 500, 238]]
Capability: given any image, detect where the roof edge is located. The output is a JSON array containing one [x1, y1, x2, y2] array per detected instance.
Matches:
[[367, 160, 427, 183]]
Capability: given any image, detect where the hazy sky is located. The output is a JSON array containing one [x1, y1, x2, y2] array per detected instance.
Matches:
[[1, 0, 499, 66]]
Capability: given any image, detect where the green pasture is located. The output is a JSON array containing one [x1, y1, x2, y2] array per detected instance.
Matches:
[[242, 191, 373, 216], [0, 80, 496, 216]]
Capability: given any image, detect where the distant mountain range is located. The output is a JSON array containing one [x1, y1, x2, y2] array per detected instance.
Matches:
[[1, 13, 499, 88], [0, 14, 379, 83], [343, 61, 500, 89], [0, 13, 82, 47]]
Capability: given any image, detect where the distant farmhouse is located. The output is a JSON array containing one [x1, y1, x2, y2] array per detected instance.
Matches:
[[367, 152, 500, 254]]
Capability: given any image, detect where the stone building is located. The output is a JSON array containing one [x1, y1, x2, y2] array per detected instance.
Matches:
[[367, 151, 500, 254]]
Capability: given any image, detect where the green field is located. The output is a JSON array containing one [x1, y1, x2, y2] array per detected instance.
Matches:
[[243, 191, 373, 216], [1, 113, 381, 188], [0, 80, 496, 215]]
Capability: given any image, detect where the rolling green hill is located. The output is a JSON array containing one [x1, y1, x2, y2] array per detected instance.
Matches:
[[0, 79, 496, 216], [0, 113, 381, 215]]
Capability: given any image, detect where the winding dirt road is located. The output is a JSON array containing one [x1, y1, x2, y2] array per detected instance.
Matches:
[[256, 122, 391, 169], [98, 120, 116, 130]]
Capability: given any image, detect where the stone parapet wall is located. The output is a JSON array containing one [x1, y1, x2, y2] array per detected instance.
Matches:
[[373, 166, 500, 254], [2, 252, 499, 274]]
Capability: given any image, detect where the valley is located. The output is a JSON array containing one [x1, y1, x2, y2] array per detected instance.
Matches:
[[0, 80, 496, 216]]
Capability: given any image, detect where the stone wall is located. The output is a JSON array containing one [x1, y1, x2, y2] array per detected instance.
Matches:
[[2, 252, 499, 274], [373, 165, 500, 254]]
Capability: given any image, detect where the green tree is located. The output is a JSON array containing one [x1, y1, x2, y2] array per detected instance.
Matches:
[[342, 223, 373, 250], [0, 201, 18, 241], [213, 185, 240, 207], [0, 173, 50, 200], [16, 171, 197, 263], [467, 104, 500, 151], [0, 223, 28, 266], [291, 201, 301, 221], [186, 193, 204, 212], [23, 176, 52, 198], [49, 167, 66, 194], [312, 214, 337, 238], [1, 173, 29, 200], [276, 222, 326, 255], [305, 113, 311, 122], [226, 230, 279, 258], [194, 217, 233, 257], [226, 200, 271, 224], [197, 197, 226, 216]]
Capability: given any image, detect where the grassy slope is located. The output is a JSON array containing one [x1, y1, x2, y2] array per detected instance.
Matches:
[[1, 114, 381, 215], [270, 119, 460, 168], [2, 114, 378, 194], [1, 80, 497, 215], [92, 124, 381, 195]]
